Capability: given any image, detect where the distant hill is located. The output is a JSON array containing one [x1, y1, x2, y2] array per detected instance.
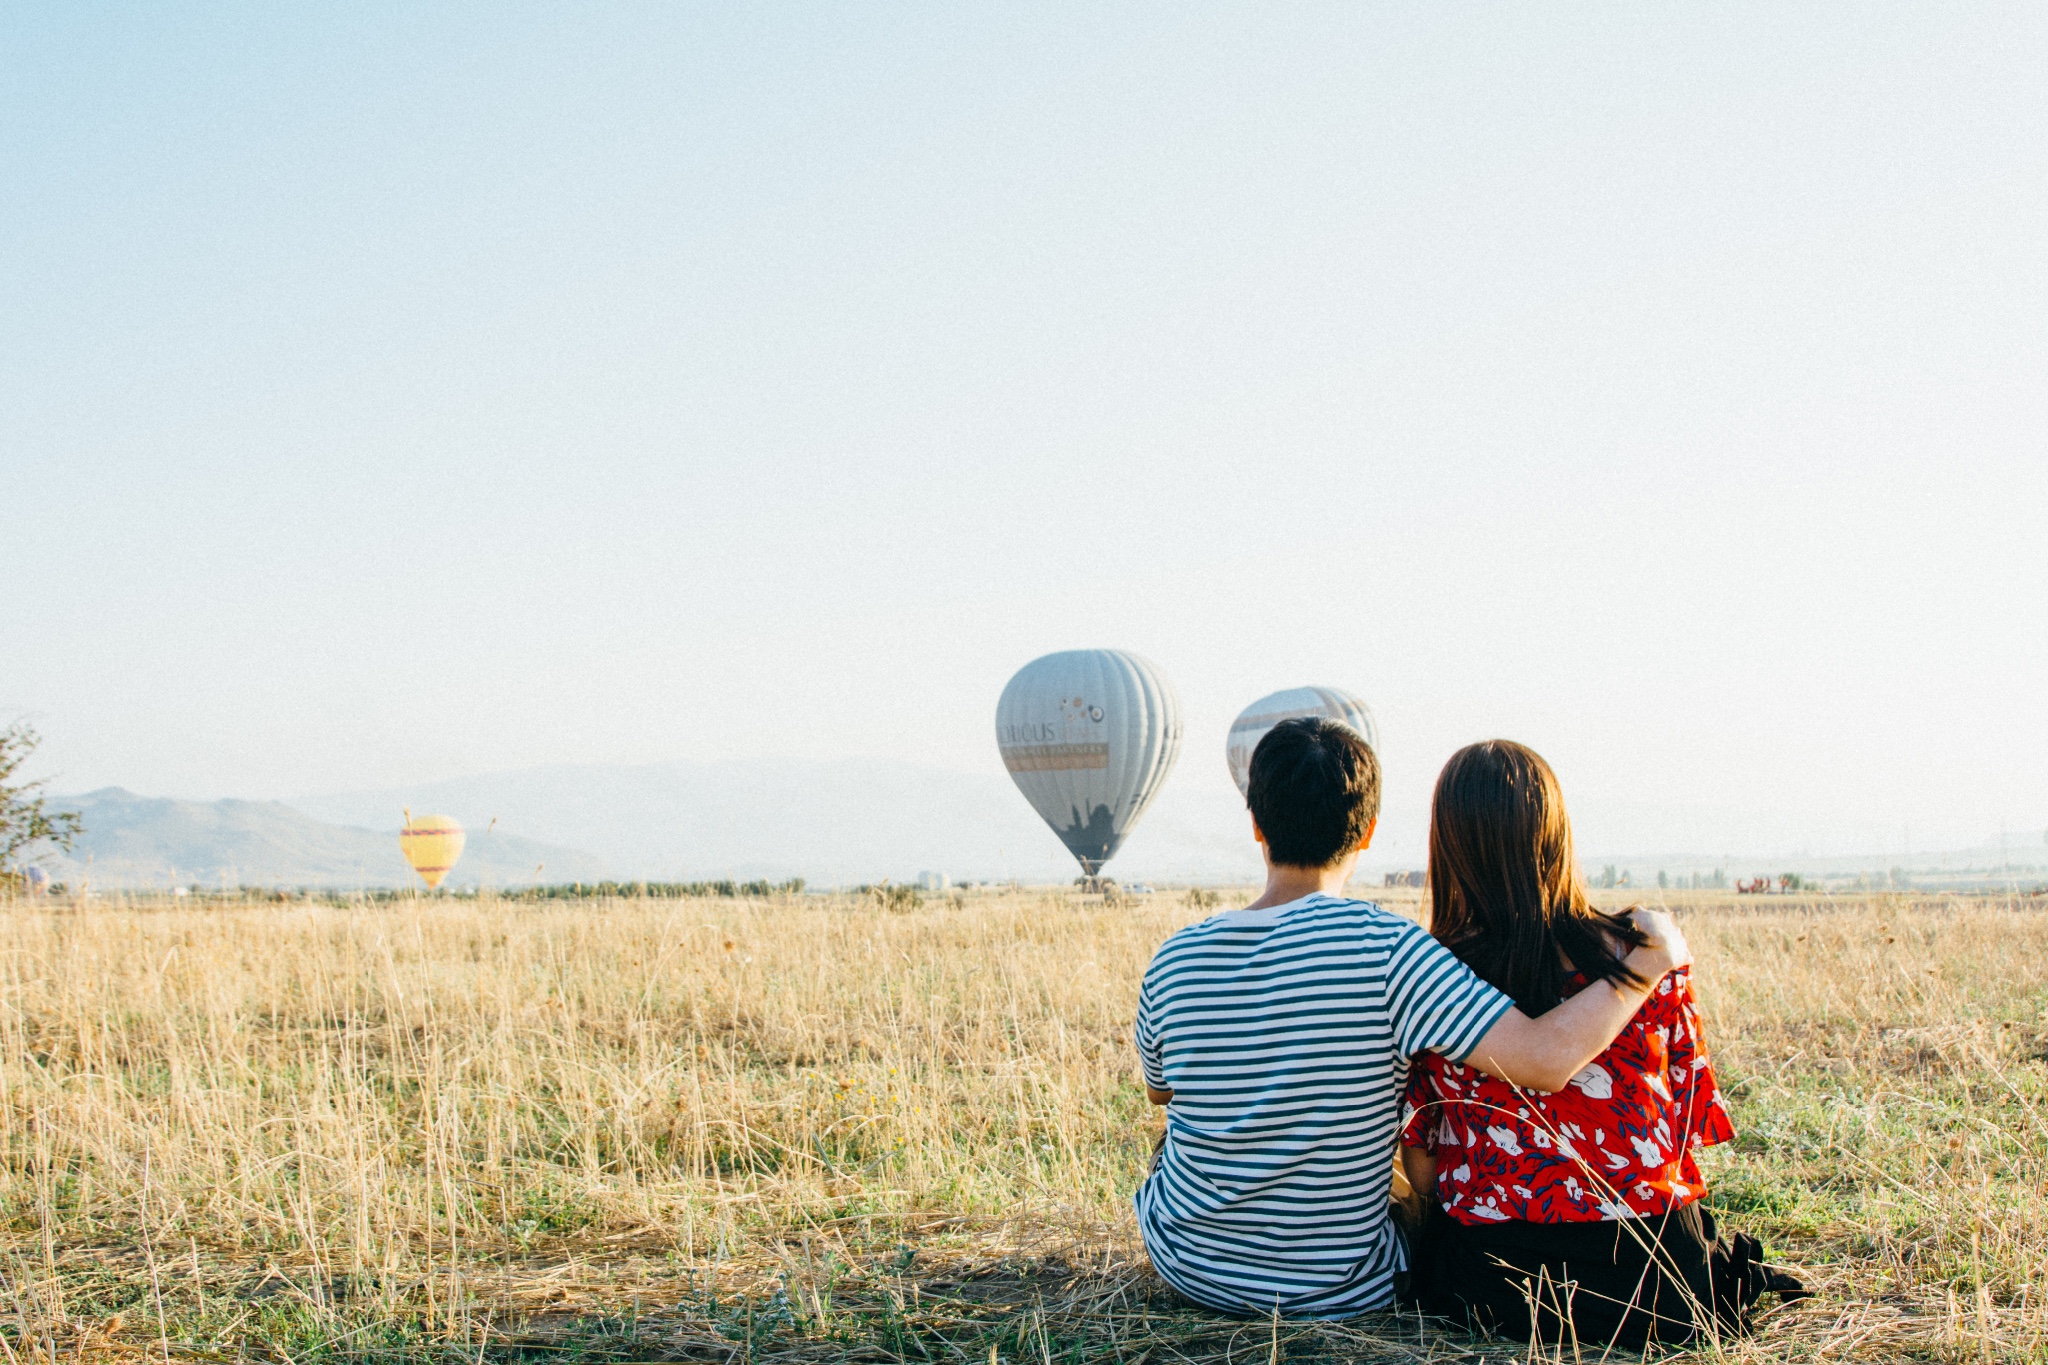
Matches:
[[289, 757, 1267, 886], [33, 773, 2036, 895], [38, 788, 605, 890]]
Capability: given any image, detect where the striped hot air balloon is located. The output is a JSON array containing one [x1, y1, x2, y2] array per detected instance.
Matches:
[[399, 810, 465, 890], [996, 649, 1181, 879], [1225, 686, 1378, 796]]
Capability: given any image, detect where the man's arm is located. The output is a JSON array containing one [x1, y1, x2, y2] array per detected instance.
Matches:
[[1146, 1085, 1173, 1105], [1459, 908, 1690, 1093]]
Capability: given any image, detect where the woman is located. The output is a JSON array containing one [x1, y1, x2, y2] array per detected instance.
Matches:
[[1398, 740, 1801, 1349]]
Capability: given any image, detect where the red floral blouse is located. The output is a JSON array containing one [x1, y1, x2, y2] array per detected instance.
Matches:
[[1401, 966, 1734, 1225]]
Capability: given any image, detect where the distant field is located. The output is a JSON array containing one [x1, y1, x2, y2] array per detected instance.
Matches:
[[0, 886, 2042, 1363]]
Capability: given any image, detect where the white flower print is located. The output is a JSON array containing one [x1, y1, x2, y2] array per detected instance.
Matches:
[[1568, 1063, 1614, 1099]]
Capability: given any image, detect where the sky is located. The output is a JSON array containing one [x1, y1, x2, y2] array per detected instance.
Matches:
[[4, 3, 2044, 862]]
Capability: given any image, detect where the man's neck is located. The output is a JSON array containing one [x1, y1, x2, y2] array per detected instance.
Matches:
[[1242, 855, 1356, 911]]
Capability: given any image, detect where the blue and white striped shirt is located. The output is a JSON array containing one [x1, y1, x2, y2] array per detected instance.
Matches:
[[1133, 893, 1512, 1317]]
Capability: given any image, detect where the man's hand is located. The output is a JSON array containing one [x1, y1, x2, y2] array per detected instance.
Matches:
[[1400, 1146, 1437, 1200], [1623, 907, 1690, 977], [1146, 1086, 1173, 1106]]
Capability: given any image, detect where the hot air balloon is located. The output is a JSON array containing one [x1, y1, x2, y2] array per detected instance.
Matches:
[[399, 810, 465, 890], [996, 649, 1181, 885], [1225, 686, 1379, 796]]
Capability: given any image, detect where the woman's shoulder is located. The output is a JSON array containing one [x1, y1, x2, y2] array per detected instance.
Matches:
[[1565, 956, 1693, 1000]]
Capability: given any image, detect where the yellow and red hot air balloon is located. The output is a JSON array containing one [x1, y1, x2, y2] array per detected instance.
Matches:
[[399, 809, 465, 890]]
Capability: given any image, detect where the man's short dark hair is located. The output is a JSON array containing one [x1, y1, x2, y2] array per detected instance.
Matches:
[[1246, 718, 1381, 868]]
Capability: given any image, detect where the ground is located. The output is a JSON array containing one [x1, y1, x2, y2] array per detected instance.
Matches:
[[0, 885, 2041, 1363]]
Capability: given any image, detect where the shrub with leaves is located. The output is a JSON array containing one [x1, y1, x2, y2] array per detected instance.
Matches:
[[0, 723, 80, 871]]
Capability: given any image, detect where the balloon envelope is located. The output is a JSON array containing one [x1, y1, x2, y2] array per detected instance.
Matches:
[[400, 814, 465, 889], [996, 649, 1182, 876], [1226, 686, 1379, 796]]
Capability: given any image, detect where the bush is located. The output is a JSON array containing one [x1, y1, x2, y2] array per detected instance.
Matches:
[[0, 724, 81, 870], [859, 882, 922, 912], [518, 879, 805, 901]]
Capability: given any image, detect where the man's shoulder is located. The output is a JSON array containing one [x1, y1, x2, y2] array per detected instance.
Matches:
[[1273, 893, 1425, 941], [1303, 894, 1411, 926], [1146, 895, 1413, 968]]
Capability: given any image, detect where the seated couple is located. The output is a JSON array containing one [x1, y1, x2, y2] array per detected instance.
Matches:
[[1133, 720, 1802, 1349]]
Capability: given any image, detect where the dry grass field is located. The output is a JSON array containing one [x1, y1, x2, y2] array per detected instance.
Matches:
[[0, 886, 2043, 1363]]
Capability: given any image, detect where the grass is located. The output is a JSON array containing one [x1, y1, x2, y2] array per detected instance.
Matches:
[[0, 886, 2042, 1363]]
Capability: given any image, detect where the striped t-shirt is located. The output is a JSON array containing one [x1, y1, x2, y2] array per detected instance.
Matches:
[[1133, 893, 1512, 1317]]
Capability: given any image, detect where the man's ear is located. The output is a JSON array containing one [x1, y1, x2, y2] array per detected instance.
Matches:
[[1251, 815, 1267, 847], [1355, 817, 1378, 853]]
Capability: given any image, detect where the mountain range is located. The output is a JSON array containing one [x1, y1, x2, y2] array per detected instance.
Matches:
[[287, 756, 1266, 885], [39, 760, 2039, 893], [41, 788, 604, 890]]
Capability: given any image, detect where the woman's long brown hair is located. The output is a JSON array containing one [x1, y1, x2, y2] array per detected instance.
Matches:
[[1427, 740, 1648, 1014]]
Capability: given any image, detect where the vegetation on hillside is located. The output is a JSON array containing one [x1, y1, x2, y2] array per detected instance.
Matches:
[[0, 722, 80, 883]]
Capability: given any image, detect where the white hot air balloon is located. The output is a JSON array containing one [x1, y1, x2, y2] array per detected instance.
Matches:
[[1225, 686, 1379, 796], [996, 649, 1182, 882]]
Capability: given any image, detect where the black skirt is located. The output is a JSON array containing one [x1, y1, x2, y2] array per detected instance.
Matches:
[[1403, 1200, 1803, 1350]]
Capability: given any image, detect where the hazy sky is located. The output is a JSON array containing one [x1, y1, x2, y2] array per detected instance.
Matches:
[[5, 4, 2044, 859]]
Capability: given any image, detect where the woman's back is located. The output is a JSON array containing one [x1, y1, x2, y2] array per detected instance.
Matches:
[[1402, 965, 1732, 1224]]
